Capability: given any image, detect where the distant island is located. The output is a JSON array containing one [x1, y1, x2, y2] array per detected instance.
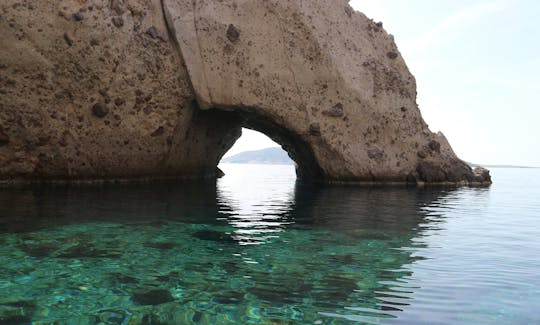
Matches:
[[467, 162, 539, 169], [221, 147, 294, 165], [221, 148, 538, 168]]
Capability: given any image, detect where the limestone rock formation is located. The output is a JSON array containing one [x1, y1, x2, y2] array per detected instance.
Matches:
[[0, 0, 491, 186], [0, 0, 238, 183]]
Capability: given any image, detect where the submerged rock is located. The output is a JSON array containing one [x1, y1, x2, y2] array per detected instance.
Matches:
[[110, 273, 139, 284], [55, 244, 122, 259], [315, 275, 358, 306], [212, 291, 245, 305], [0, 300, 36, 324], [0, 311, 32, 325], [19, 243, 57, 258], [132, 289, 174, 305], [222, 261, 240, 275], [143, 241, 177, 250], [193, 230, 236, 243], [0, 0, 490, 186]]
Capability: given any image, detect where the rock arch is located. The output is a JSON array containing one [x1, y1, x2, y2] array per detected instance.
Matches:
[[163, 0, 490, 185], [208, 107, 325, 179], [0, 0, 490, 185]]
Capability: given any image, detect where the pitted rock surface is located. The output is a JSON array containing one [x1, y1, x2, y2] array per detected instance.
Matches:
[[0, 0, 490, 185]]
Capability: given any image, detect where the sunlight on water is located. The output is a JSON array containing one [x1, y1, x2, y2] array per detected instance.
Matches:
[[0, 166, 539, 324], [217, 164, 296, 245]]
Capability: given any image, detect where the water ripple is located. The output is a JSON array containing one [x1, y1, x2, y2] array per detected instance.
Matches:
[[0, 166, 538, 323]]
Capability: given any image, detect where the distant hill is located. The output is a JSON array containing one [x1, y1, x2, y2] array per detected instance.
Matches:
[[221, 147, 294, 165], [221, 151, 539, 168], [466, 162, 538, 169]]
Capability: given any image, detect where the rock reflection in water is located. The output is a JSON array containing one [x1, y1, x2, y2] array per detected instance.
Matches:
[[0, 169, 486, 323], [215, 179, 467, 322]]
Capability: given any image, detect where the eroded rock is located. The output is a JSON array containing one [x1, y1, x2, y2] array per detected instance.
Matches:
[[387, 51, 398, 59], [162, 0, 490, 185], [226, 24, 240, 43], [72, 11, 84, 22], [92, 103, 109, 118], [0, 128, 9, 146], [416, 161, 446, 183], [111, 0, 126, 15], [428, 140, 441, 153], [322, 103, 345, 117], [150, 126, 164, 137], [0, 0, 490, 186], [473, 167, 491, 182], [146, 26, 167, 42], [309, 123, 321, 136], [114, 98, 125, 106], [0, 0, 238, 184], [112, 17, 124, 28], [63, 32, 73, 46], [367, 147, 384, 160]]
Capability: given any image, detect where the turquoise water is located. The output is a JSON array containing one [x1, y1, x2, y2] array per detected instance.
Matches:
[[0, 164, 539, 324]]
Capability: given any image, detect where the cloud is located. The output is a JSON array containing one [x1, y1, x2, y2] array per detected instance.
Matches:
[[403, 0, 510, 54]]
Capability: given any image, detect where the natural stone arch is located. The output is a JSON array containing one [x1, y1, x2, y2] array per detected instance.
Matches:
[[239, 109, 325, 180], [164, 0, 490, 185], [209, 107, 325, 180], [0, 0, 490, 185]]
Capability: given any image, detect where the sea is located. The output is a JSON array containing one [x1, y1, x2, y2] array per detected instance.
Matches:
[[0, 164, 538, 324]]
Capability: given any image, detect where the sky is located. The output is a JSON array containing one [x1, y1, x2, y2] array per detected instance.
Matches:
[[224, 0, 540, 166]]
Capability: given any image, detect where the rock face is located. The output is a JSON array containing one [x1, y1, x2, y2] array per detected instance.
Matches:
[[0, 0, 238, 182], [0, 0, 490, 186]]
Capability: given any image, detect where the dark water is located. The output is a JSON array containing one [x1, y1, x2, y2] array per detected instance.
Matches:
[[0, 164, 538, 324]]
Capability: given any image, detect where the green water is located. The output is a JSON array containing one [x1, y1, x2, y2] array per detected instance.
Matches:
[[0, 165, 539, 324]]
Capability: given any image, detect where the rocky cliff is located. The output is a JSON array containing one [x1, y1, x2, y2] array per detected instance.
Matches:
[[0, 0, 490, 185]]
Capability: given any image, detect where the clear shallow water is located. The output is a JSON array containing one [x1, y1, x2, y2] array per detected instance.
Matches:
[[0, 165, 539, 324]]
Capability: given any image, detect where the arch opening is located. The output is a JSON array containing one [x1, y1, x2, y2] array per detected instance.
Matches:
[[220, 128, 292, 165], [206, 107, 325, 181]]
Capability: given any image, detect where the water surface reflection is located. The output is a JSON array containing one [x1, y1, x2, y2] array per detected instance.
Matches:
[[0, 165, 496, 324]]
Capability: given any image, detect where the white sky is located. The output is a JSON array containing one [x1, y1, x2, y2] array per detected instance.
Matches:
[[223, 128, 278, 158], [224, 0, 540, 166]]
